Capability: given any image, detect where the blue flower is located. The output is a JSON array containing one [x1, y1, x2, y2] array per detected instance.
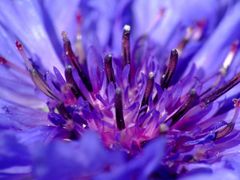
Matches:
[[0, 0, 240, 179]]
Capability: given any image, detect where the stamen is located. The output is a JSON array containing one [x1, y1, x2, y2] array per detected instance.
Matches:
[[115, 88, 125, 130], [200, 41, 239, 97], [146, 8, 165, 33], [122, 25, 131, 66], [165, 89, 198, 125], [62, 32, 93, 92], [192, 20, 205, 41], [104, 54, 115, 83], [16, 41, 34, 70], [220, 41, 239, 76], [141, 72, 154, 106], [0, 56, 28, 75], [75, 33, 85, 65], [75, 12, 85, 64], [201, 72, 240, 105], [215, 99, 240, 139], [76, 11, 83, 26], [161, 49, 178, 89], [65, 65, 83, 98], [0, 56, 7, 65], [31, 69, 59, 99], [16, 41, 57, 99], [177, 27, 193, 54], [62, 31, 79, 67]]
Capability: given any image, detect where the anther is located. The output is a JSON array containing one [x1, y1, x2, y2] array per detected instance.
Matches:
[[215, 99, 240, 139], [31, 69, 59, 99], [166, 89, 199, 125], [192, 20, 205, 40], [16, 41, 57, 99], [141, 72, 154, 106], [65, 65, 83, 98], [161, 49, 178, 89], [104, 54, 115, 83], [220, 41, 239, 76], [62, 32, 93, 92], [16, 41, 23, 51], [16, 41, 33, 70], [177, 27, 193, 54], [0, 56, 7, 65], [122, 25, 131, 66], [0, 56, 29, 75], [75, 13, 85, 65], [201, 72, 240, 105], [115, 88, 125, 130], [146, 8, 165, 33]]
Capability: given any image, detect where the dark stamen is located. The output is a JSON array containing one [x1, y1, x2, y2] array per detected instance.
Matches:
[[16, 41, 58, 99], [65, 65, 84, 98], [215, 123, 234, 140], [177, 27, 193, 54], [104, 54, 115, 83], [16, 41, 23, 50], [115, 88, 125, 130], [141, 72, 155, 106], [166, 90, 199, 125], [215, 99, 240, 139], [31, 69, 59, 99], [0, 56, 28, 75], [122, 25, 131, 66], [201, 72, 240, 105], [0, 56, 7, 65], [161, 49, 178, 89], [220, 41, 239, 75], [62, 32, 93, 92]]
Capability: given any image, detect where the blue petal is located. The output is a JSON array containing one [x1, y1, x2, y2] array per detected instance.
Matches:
[[180, 168, 238, 180], [32, 131, 125, 179], [0, 105, 48, 130], [96, 137, 165, 180], [192, 2, 240, 75], [133, 0, 231, 47], [41, 0, 81, 44], [0, 132, 31, 169], [0, 0, 63, 72]]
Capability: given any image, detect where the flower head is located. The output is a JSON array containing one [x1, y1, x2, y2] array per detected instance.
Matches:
[[1, 0, 240, 179]]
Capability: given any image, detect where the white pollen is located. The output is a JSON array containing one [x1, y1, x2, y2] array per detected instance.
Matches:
[[148, 72, 154, 79], [123, 24, 131, 32]]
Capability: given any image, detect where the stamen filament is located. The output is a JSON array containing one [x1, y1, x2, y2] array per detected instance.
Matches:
[[115, 88, 125, 130], [16, 41, 58, 99], [220, 41, 239, 76], [65, 65, 83, 98], [161, 49, 178, 89], [104, 54, 115, 83], [201, 72, 240, 105], [122, 25, 131, 66], [141, 72, 154, 107], [165, 89, 198, 125], [215, 99, 240, 139], [0, 56, 28, 75], [62, 32, 93, 92]]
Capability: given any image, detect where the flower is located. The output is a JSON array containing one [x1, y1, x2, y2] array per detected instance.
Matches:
[[0, 0, 240, 179]]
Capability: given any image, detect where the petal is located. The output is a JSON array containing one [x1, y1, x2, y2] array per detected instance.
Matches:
[[0, 0, 63, 72], [190, 2, 240, 76], [0, 132, 31, 169], [41, 0, 81, 41], [32, 131, 124, 179]]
